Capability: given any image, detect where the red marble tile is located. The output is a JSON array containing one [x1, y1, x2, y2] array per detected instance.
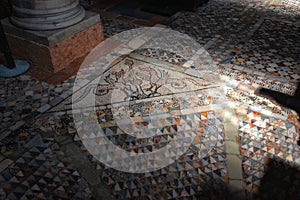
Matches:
[[6, 23, 104, 84]]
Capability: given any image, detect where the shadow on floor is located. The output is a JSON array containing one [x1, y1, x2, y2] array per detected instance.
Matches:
[[0, 0, 11, 19], [256, 158, 300, 200]]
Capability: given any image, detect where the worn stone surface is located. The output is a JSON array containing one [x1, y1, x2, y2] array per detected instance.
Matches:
[[227, 155, 243, 180]]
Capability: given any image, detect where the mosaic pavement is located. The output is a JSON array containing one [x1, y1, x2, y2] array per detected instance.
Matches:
[[101, 17, 140, 37], [169, 0, 300, 81], [230, 19, 300, 81], [1, 0, 300, 199], [0, 132, 92, 199]]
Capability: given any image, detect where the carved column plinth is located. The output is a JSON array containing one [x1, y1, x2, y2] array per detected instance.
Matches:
[[1, 0, 104, 84], [10, 0, 85, 31]]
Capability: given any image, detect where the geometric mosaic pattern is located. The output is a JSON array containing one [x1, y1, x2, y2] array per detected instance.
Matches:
[[171, 0, 300, 81], [95, 146, 229, 199], [231, 19, 300, 81], [71, 46, 229, 196], [169, 0, 252, 45], [101, 16, 140, 37], [265, 0, 300, 23], [237, 108, 300, 198], [1, 0, 299, 200], [67, 20, 296, 197], [0, 134, 92, 199], [67, 22, 232, 198], [93, 108, 228, 199], [71, 98, 229, 198], [218, 65, 298, 117], [0, 75, 74, 133]]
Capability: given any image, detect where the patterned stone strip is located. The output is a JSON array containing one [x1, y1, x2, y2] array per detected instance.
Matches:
[[210, 0, 273, 64], [223, 107, 246, 199], [220, 64, 295, 84]]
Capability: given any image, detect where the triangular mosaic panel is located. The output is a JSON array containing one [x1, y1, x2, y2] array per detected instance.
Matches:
[[74, 106, 228, 199], [0, 134, 92, 199], [237, 108, 300, 198]]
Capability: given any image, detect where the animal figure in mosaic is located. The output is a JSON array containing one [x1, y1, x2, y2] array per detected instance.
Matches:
[[72, 58, 214, 103], [120, 59, 212, 100], [71, 69, 125, 104], [121, 59, 179, 100]]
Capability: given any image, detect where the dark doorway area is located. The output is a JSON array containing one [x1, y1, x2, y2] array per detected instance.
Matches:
[[107, 0, 158, 20], [0, 0, 11, 19], [83, 0, 209, 26], [142, 0, 209, 16], [102, 0, 209, 19]]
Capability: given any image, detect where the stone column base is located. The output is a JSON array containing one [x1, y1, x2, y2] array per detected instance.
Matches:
[[1, 11, 104, 84]]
